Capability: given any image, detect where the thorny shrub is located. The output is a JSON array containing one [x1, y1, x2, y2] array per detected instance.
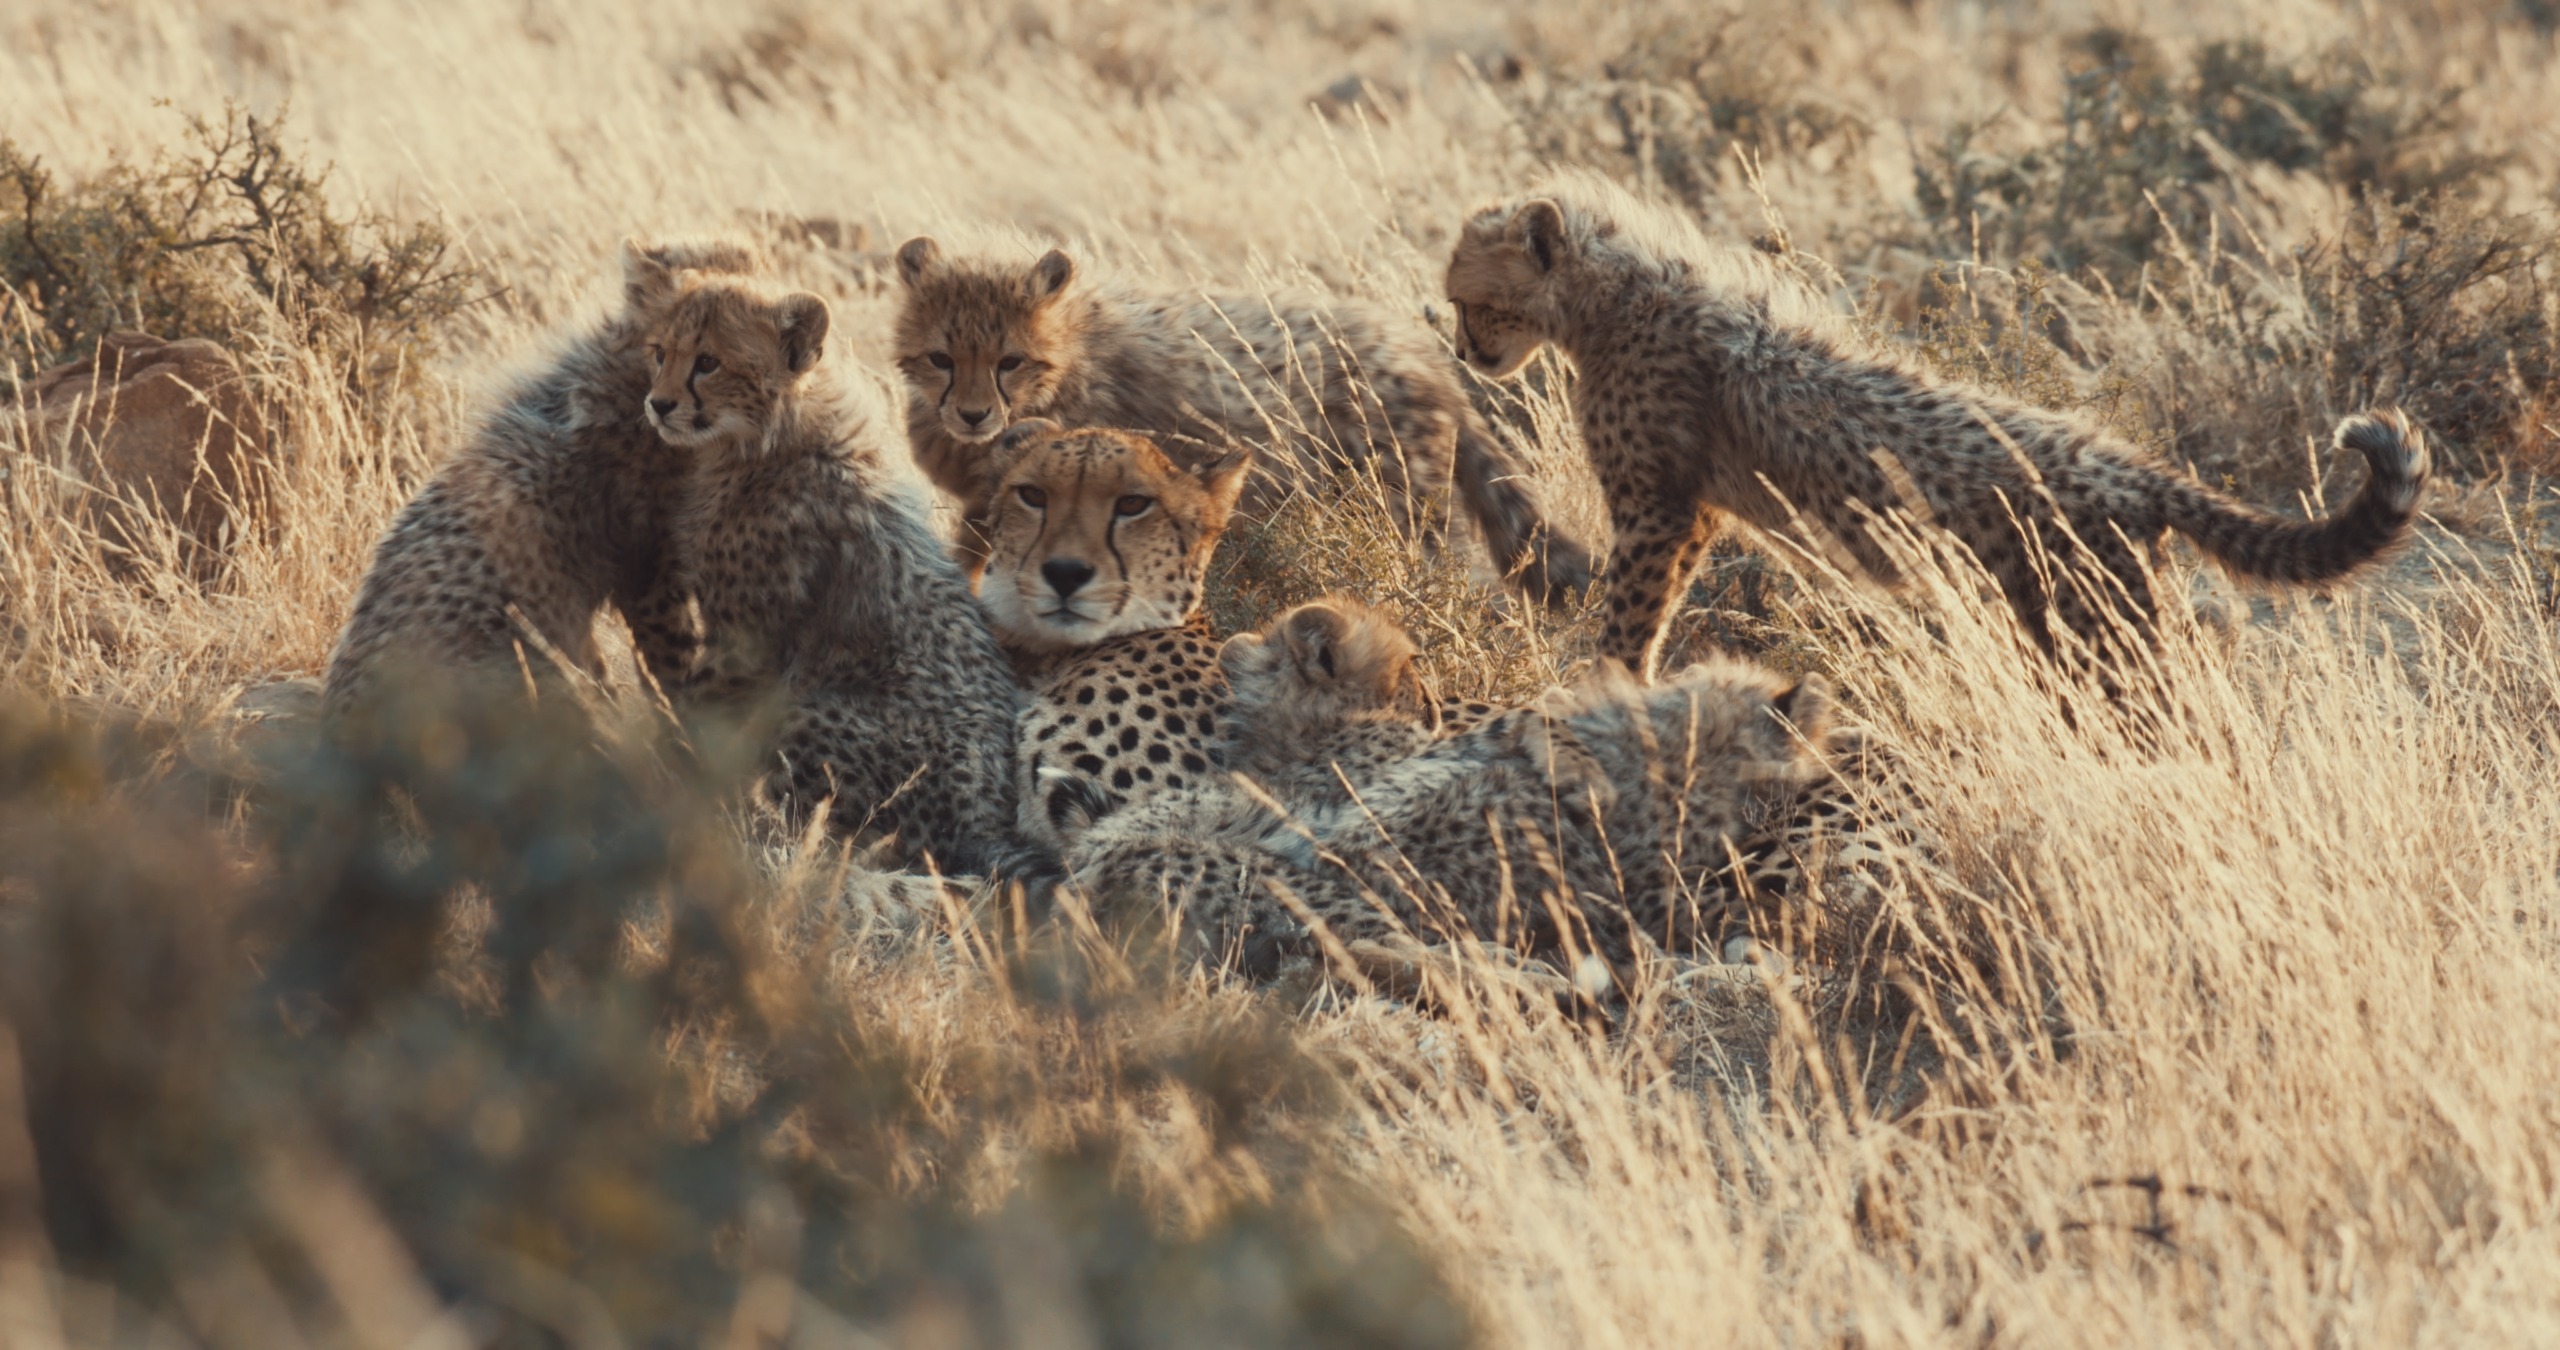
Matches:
[[0, 106, 485, 412]]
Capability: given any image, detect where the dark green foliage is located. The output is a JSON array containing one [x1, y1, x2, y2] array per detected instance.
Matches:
[[0, 106, 484, 407], [0, 686, 1476, 1348]]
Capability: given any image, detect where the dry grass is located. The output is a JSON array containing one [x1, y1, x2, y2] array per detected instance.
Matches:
[[4, 0, 2560, 1345]]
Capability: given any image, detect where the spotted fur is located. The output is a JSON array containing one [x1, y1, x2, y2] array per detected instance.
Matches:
[[892, 236, 1594, 601], [644, 269, 1023, 873], [985, 422, 1254, 854], [321, 239, 748, 725], [1444, 172, 2431, 680]]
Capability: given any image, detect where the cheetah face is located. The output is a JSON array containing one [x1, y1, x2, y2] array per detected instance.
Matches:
[[637, 278, 830, 451], [1444, 197, 1570, 378], [1448, 300, 1546, 379], [1220, 598, 1436, 732], [893, 237, 1080, 445], [976, 421, 1252, 652]]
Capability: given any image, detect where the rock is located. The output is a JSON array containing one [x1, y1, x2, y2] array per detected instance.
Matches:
[[8, 332, 273, 576]]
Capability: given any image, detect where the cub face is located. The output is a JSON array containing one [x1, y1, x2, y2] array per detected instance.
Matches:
[[629, 253, 830, 451], [974, 420, 1251, 652], [1220, 598, 1438, 734], [893, 237, 1081, 446], [1444, 198, 1570, 378]]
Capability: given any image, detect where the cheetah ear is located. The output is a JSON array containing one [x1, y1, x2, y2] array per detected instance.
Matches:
[[987, 417, 1060, 475], [622, 238, 679, 312], [1282, 604, 1350, 682], [1514, 199, 1567, 272], [1771, 674, 1834, 737], [777, 293, 831, 374], [1192, 444, 1256, 514], [1028, 248, 1076, 305], [895, 236, 941, 289]]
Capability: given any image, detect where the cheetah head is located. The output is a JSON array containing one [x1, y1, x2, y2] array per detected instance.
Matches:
[[1531, 659, 1835, 802], [975, 420, 1252, 653], [629, 247, 830, 452], [1220, 597, 1439, 739], [893, 237, 1085, 446], [1444, 197, 1571, 378]]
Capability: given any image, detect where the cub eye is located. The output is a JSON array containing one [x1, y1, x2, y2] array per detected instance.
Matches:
[[1113, 494, 1153, 518], [646, 344, 665, 365], [693, 353, 720, 376], [997, 355, 1025, 373], [1016, 485, 1048, 509], [927, 352, 954, 371]]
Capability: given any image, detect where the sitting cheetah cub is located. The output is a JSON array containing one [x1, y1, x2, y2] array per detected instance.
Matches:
[[323, 239, 746, 726], [1443, 171, 2430, 680], [975, 419, 1254, 854], [635, 259, 1023, 872], [891, 237, 1594, 601]]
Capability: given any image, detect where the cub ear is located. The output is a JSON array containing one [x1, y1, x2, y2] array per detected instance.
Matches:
[[622, 238, 679, 312], [1028, 248, 1076, 304], [895, 236, 941, 289], [1771, 674, 1833, 736], [777, 293, 831, 374], [1192, 444, 1256, 514], [1514, 199, 1568, 272], [988, 417, 1061, 475], [1281, 604, 1351, 682]]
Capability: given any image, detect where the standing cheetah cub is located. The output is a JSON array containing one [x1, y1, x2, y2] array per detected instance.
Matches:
[[322, 239, 746, 725], [978, 420, 1253, 853], [891, 237, 1594, 601], [1443, 172, 2430, 680], [637, 261, 1022, 872]]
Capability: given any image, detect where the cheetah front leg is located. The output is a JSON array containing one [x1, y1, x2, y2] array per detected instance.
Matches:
[[1596, 493, 1722, 683], [619, 570, 703, 702]]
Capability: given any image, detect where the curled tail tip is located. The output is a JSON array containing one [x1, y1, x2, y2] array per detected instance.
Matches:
[[2335, 408, 2431, 512]]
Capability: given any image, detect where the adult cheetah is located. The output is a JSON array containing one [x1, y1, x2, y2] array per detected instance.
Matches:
[[891, 236, 1594, 601], [638, 262, 1023, 873], [1442, 171, 2430, 681], [322, 239, 748, 725], [975, 419, 1254, 855]]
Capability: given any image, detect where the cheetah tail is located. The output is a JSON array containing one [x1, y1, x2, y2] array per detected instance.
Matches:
[[2158, 409, 2430, 585], [1453, 413, 1597, 606]]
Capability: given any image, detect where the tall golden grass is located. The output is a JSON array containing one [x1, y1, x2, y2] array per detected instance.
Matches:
[[4, 0, 2559, 1345]]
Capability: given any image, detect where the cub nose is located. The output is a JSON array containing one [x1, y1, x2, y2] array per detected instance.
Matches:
[[649, 397, 677, 418], [1042, 558, 1097, 599], [957, 407, 990, 429]]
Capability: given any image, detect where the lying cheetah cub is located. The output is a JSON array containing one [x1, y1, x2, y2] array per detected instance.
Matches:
[[323, 239, 745, 726], [978, 419, 1253, 854], [1062, 596, 1445, 972], [1444, 171, 2430, 680], [892, 236, 1594, 601], [636, 260, 1022, 872]]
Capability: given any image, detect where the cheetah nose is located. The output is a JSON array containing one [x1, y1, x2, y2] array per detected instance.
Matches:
[[649, 397, 677, 419], [1042, 558, 1097, 599], [957, 407, 991, 429]]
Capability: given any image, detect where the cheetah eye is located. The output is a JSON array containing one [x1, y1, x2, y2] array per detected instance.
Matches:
[[1113, 494, 1153, 518], [646, 344, 665, 365], [1016, 484, 1048, 509], [693, 353, 721, 376], [997, 355, 1026, 373], [927, 352, 954, 371]]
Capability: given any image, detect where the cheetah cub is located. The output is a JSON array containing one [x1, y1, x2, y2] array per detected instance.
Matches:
[[636, 260, 1023, 872], [323, 239, 748, 725], [1062, 596, 1447, 973], [976, 419, 1253, 854], [891, 237, 1594, 601], [1443, 172, 2430, 680]]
